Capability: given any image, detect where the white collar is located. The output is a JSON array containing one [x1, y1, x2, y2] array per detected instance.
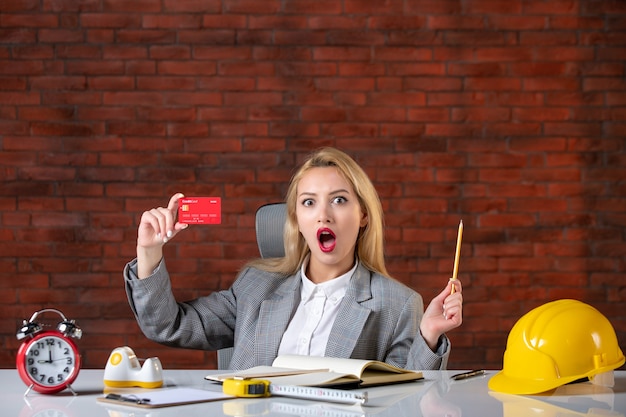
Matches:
[[299, 255, 357, 304]]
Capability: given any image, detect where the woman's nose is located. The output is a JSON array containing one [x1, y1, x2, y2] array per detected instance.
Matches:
[[317, 205, 332, 223]]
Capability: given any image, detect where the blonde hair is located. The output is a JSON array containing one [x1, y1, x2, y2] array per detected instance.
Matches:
[[246, 147, 389, 277]]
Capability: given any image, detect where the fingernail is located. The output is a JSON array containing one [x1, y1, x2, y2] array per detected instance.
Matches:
[[162, 237, 168, 243], [167, 230, 173, 238], [157, 233, 162, 239]]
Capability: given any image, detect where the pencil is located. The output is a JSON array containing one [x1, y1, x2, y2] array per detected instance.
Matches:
[[450, 220, 463, 294]]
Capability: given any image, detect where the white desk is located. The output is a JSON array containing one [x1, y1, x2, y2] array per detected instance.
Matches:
[[3, 369, 625, 417]]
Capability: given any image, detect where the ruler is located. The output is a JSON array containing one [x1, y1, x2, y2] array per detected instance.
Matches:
[[269, 384, 368, 405]]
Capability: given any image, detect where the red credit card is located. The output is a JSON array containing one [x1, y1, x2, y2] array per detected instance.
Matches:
[[178, 197, 221, 224]]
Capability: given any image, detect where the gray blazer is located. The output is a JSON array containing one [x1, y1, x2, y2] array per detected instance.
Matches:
[[124, 259, 450, 370]]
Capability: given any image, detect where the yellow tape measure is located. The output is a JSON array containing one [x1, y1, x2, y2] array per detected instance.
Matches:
[[222, 378, 368, 404], [223, 378, 270, 397]]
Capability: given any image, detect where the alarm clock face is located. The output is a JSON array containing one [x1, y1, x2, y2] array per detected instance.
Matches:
[[17, 332, 81, 394]]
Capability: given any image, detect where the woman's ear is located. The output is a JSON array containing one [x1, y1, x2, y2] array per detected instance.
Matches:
[[360, 210, 368, 228]]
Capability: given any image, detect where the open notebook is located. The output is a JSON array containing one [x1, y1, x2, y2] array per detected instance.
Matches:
[[206, 355, 423, 388]]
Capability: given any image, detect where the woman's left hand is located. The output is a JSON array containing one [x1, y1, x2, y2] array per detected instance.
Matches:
[[420, 279, 463, 351]]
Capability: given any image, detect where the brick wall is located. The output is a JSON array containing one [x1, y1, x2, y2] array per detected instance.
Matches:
[[1, 0, 624, 371]]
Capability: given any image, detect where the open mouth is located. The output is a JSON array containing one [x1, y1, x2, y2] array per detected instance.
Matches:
[[317, 228, 336, 253]]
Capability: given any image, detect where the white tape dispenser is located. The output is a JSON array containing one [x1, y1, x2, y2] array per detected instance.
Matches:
[[103, 346, 163, 388]]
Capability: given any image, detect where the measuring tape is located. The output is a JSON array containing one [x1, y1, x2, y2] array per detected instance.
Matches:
[[222, 378, 368, 404], [223, 378, 270, 397]]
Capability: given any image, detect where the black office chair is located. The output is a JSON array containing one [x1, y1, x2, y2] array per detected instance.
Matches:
[[216, 202, 287, 369]]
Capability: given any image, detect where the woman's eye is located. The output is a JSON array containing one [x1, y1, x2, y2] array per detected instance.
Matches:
[[302, 199, 314, 207], [332, 196, 346, 204]]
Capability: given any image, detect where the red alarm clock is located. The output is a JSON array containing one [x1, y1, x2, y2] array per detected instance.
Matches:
[[16, 308, 82, 395]]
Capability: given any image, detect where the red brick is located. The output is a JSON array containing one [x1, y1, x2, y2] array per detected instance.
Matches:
[[297, 107, 345, 122], [331, 63, 376, 78], [162, 0, 220, 12], [407, 108, 449, 122], [2, 13, 52, 28], [370, 16, 427, 30], [466, 0, 522, 13], [475, 47, 533, 62], [514, 108, 570, 121], [388, 63, 445, 76], [249, 16, 307, 30], [447, 62, 505, 76], [426, 123, 483, 138], [0, 91, 40, 105], [405, 0, 461, 14], [344, 0, 403, 14], [1, 27, 36, 45], [164, 92, 222, 106], [103, 45, 148, 60], [102, 0, 161, 12], [197, 76, 255, 91], [452, 108, 510, 122], [335, 92, 368, 106], [446, 31, 511, 46], [313, 46, 370, 61], [308, 16, 365, 30], [143, 15, 203, 29], [222, 0, 280, 13], [524, 77, 579, 91], [488, 16, 546, 30], [427, 92, 487, 106], [235, 30, 273, 45], [85, 28, 111, 42], [405, 77, 463, 91], [1, 0, 38, 11], [125, 138, 185, 152], [280, 0, 338, 14], [428, 15, 484, 30], [545, 122, 602, 137], [511, 62, 567, 76]]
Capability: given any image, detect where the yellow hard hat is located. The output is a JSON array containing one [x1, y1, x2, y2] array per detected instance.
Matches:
[[489, 299, 625, 395]]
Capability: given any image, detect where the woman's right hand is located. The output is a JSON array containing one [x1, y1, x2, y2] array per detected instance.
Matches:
[[136, 193, 188, 278], [138, 193, 188, 248]]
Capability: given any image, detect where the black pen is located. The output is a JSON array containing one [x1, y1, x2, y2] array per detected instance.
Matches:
[[105, 393, 151, 405], [450, 370, 485, 381]]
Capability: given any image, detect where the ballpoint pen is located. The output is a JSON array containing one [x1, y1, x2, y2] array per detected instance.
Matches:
[[105, 393, 152, 405], [451, 370, 485, 381]]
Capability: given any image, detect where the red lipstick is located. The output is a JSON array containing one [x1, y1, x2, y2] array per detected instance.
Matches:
[[317, 228, 336, 253]]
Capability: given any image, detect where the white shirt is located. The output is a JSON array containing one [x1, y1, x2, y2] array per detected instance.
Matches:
[[278, 257, 357, 357]]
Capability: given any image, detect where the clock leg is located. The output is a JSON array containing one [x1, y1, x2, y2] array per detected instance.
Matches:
[[66, 383, 78, 396], [23, 384, 34, 397]]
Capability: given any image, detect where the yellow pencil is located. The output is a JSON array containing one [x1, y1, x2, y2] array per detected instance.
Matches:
[[450, 220, 463, 294]]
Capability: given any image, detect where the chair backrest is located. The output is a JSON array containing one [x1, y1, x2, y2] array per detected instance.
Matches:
[[216, 202, 287, 369], [255, 202, 287, 259]]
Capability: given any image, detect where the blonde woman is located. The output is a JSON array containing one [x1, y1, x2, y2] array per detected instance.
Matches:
[[124, 147, 463, 370]]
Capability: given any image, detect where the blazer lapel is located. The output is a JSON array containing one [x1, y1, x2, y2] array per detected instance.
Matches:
[[255, 273, 301, 365], [325, 264, 372, 358]]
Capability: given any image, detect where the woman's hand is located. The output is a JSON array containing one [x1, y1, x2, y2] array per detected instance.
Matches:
[[419, 279, 463, 351], [136, 193, 188, 278]]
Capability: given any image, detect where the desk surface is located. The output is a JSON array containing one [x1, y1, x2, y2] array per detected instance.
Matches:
[[3, 369, 625, 417]]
